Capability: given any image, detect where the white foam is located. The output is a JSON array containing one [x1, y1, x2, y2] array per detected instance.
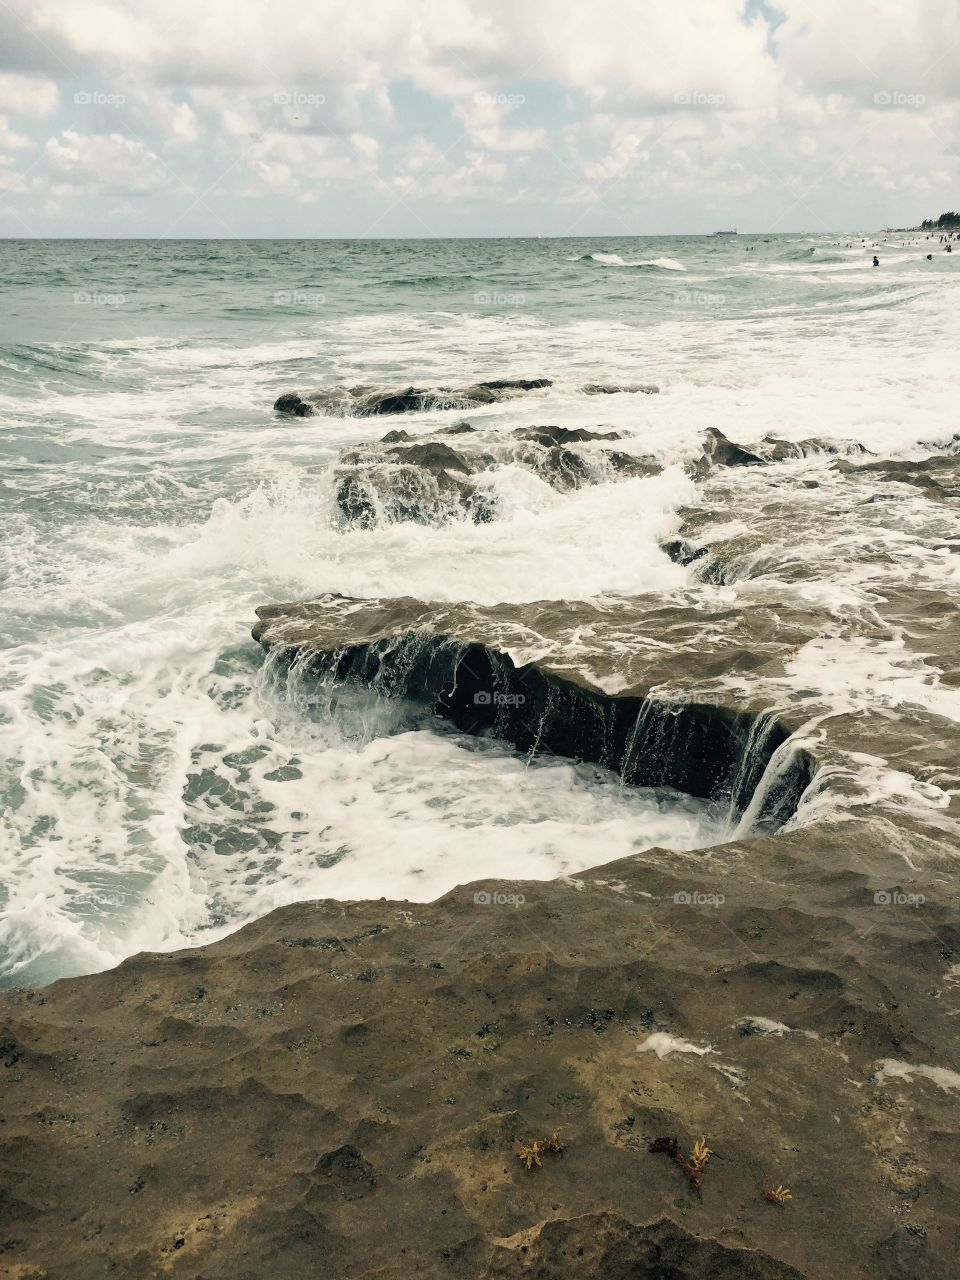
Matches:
[[736, 1016, 791, 1036], [583, 252, 686, 270], [875, 1059, 960, 1092], [638, 1032, 714, 1059]]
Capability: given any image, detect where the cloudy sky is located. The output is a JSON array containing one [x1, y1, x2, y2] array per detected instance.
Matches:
[[0, 0, 957, 237]]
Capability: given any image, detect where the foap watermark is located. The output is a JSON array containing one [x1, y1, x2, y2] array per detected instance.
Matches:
[[658, 690, 722, 709], [90, 485, 119, 509], [473, 291, 526, 308], [474, 690, 526, 707], [272, 690, 325, 709], [83, 689, 128, 711], [674, 289, 726, 307], [274, 90, 326, 107], [873, 90, 926, 108], [474, 889, 525, 908], [474, 90, 525, 107], [73, 890, 127, 907], [273, 290, 326, 308], [73, 90, 126, 107], [674, 90, 726, 107], [74, 290, 125, 307], [874, 890, 925, 908], [673, 890, 725, 908]]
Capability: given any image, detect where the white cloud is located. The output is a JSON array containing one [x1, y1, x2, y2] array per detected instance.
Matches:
[[0, 117, 30, 149], [0, 154, 29, 190], [453, 96, 546, 153], [0, 72, 58, 117], [44, 129, 169, 194], [0, 0, 956, 232]]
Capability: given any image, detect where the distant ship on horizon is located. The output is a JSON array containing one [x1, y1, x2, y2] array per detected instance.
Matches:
[[712, 228, 738, 236]]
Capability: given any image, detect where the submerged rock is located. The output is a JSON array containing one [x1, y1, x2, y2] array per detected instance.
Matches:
[[581, 381, 660, 395], [832, 454, 960, 500], [758, 436, 871, 461], [696, 428, 765, 473], [273, 391, 314, 417], [274, 378, 553, 418], [332, 423, 659, 528], [513, 424, 622, 445], [661, 538, 708, 566]]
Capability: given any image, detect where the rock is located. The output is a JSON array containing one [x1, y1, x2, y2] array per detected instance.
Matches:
[[331, 425, 661, 527], [581, 382, 660, 395], [273, 379, 554, 419], [661, 539, 708, 566], [274, 392, 314, 417], [513, 425, 622, 445], [252, 596, 815, 829], [473, 378, 552, 392], [358, 386, 438, 415], [696, 428, 765, 473], [386, 442, 471, 473], [486, 1213, 805, 1278], [757, 436, 871, 461], [3, 581, 959, 1279], [832, 455, 960, 501]]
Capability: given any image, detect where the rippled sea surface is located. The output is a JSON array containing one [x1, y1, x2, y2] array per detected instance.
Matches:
[[1, 232, 957, 985]]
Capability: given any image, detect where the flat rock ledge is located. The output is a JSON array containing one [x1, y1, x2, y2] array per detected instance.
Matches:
[[1, 840, 957, 1279]]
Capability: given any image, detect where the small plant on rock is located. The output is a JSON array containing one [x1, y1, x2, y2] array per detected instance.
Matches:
[[517, 1128, 565, 1170], [517, 1139, 545, 1170], [761, 1177, 792, 1205], [648, 1134, 713, 1196]]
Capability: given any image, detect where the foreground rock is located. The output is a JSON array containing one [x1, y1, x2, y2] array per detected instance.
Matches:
[[2, 828, 957, 1279], [274, 379, 553, 418], [693, 431, 874, 478], [756, 436, 872, 462], [832, 453, 960, 501], [2, 582, 957, 1277], [333, 424, 658, 527], [693, 428, 765, 475]]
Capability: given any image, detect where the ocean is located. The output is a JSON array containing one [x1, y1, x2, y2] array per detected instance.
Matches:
[[1, 231, 957, 987]]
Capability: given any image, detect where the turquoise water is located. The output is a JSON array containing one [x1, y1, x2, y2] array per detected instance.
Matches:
[[1, 232, 956, 986]]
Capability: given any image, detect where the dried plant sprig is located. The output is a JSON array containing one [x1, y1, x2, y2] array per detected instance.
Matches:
[[761, 1177, 792, 1205], [517, 1139, 544, 1170], [649, 1134, 713, 1195], [517, 1128, 567, 1170]]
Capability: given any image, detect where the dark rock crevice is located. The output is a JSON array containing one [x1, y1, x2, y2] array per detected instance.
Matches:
[[254, 620, 816, 831]]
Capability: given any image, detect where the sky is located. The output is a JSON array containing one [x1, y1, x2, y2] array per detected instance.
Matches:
[[0, 0, 957, 238]]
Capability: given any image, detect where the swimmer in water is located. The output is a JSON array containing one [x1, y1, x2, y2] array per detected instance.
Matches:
[[872, 256, 879, 266]]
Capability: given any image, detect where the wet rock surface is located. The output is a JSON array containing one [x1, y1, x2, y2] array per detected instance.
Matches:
[[580, 381, 660, 395], [250, 584, 960, 865], [832, 453, 960, 501], [332, 423, 659, 527], [694, 427, 765, 474], [274, 379, 553, 418], [2, 830, 958, 1279], [4, 385, 959, 1278], [252, 601, 815, 829]]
